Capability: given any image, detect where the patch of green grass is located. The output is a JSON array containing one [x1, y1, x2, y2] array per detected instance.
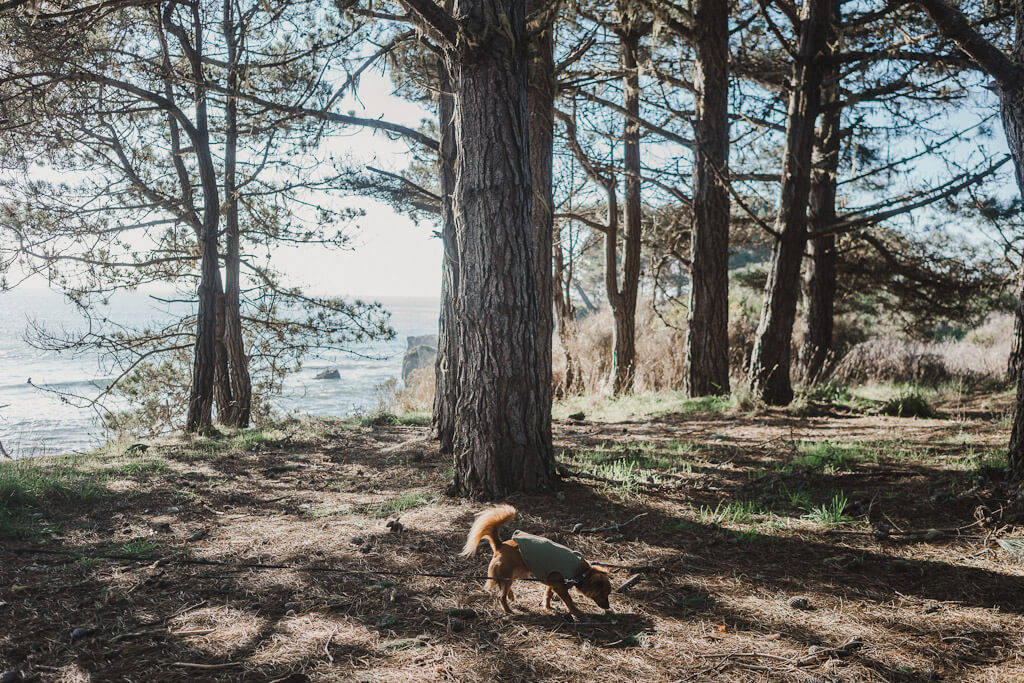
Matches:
[[105, 460, 168, 477], [554, 390, 735, 423], [591, 460, 647, 498], [570, 441, 707, 475], [783, 486, 814, 511], [0, 508, 54, 538], [176, 443, 221, 461], [359, 411, 431, 428], [792, 441, 873, 473], [230, 428, 281, 451], [118, 539, 160, 557], [0, 461, 108, 513], [354, 491, 438, 518], [696, 499, 767, 525], [953, 447, 1005, 472], [801, 492, 851, 527]]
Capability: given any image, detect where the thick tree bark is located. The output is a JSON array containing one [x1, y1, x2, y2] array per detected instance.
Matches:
[[684, 0, 731, 397], [447, 0, 555, 497], [1000, 89, 1024, 475], [747, 0, 829, 406], [432, 58, 457, 453], [184, 7, 220, 433], [799, 0, 842, 386], [213, 283, 232, 420], [527, 0, 554, 438], [220, 1, 251, 427], [610, 24, 643, 395]]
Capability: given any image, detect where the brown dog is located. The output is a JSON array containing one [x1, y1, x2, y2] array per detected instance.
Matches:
[[460, 504, 612, 618]]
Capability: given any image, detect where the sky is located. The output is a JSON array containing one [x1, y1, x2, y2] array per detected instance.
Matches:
[[266, 70, 443, 300], [8, 66, 444, 301], [273, 198, 442, 299]]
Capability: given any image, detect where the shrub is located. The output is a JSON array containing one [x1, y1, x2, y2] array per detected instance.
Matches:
[[555, 301, 688, 395], [830, 315, 1013, 388], [878, 389, 937, 418]]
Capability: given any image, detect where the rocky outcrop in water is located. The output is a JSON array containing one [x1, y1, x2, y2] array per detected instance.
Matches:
[[403, 335, 438, 384]]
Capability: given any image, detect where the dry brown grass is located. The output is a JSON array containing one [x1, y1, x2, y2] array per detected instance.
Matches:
[[832, 315, 1013, 388], [553, 302, 688, 395], [3, 400, 1024, 681]]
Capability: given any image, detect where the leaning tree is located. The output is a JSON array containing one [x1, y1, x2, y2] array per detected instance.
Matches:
[[907, 0, 1024, 477]]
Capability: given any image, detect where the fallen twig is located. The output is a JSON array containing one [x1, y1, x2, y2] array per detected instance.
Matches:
[[171, 662, 240, 669], [616, 573, 643, 593], [167, 600, 207, 621], [582, 513, 648, 534], [324, 629, 337, 664]]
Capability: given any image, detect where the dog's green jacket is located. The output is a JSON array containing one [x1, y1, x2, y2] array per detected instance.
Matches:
[[512, 530, 582, 580]]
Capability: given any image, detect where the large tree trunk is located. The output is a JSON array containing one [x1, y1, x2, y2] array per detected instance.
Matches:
[[527, 0, 554, 441], [220, 2, 251, 427], [185, 197, 219, 432], [610, 24, 643, 395], [185, 9, 219, 433], [684, 0, 731, 397], [799, 0, 842, 386], [1000, 88, 1024, 475], [747, 0, 829, 406], [447, 0, 555, 497], [432, 59, 458, 453]]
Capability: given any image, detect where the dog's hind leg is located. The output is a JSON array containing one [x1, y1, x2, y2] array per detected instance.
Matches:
[[497, 580, 514, 613], [541, 585, 554, 609]]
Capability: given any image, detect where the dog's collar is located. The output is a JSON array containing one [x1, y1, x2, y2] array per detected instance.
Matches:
[[566, 568, 590, 586]]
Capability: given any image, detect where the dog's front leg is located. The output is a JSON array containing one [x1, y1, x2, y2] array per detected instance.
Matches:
[[550, 582, 585, 619]]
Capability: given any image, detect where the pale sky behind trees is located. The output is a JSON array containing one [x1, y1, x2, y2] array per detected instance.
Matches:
[[271, 70, 442, 299]]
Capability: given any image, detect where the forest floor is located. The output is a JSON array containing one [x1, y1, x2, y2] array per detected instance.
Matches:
[[3, 390, 1024, 681]]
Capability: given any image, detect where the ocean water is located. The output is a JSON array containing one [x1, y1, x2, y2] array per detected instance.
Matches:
[[0, 289, 439, 458]]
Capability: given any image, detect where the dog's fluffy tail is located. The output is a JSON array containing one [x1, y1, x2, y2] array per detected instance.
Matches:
[[460, 504, 516, 557]]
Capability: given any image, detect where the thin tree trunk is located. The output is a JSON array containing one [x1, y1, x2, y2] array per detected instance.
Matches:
[[610, 24, 643, 396], [213, 284, 232, 420], [747, 0, 829, 406], [527, 0, 554, 437], [1009, 271, 1024, 381], [799, 0, 842, 386], [432, 58, 457, 453], [553, 227, 581, 395], [685, 0, 731, 397], [447, 0, 555, 497], [221, 0, 251, 427]]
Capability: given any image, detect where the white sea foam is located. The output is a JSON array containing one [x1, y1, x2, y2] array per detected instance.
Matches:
[[0, 289, 439, 457]]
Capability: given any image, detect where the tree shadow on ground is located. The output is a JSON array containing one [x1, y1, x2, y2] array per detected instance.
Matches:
[[3, 415, 1022, 680]]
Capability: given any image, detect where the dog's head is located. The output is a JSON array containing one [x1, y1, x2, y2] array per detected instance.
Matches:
[[576, 564, 612, 611]]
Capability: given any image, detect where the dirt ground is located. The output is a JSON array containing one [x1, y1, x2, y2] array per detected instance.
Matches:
[[3, 399, 1024, 681]]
